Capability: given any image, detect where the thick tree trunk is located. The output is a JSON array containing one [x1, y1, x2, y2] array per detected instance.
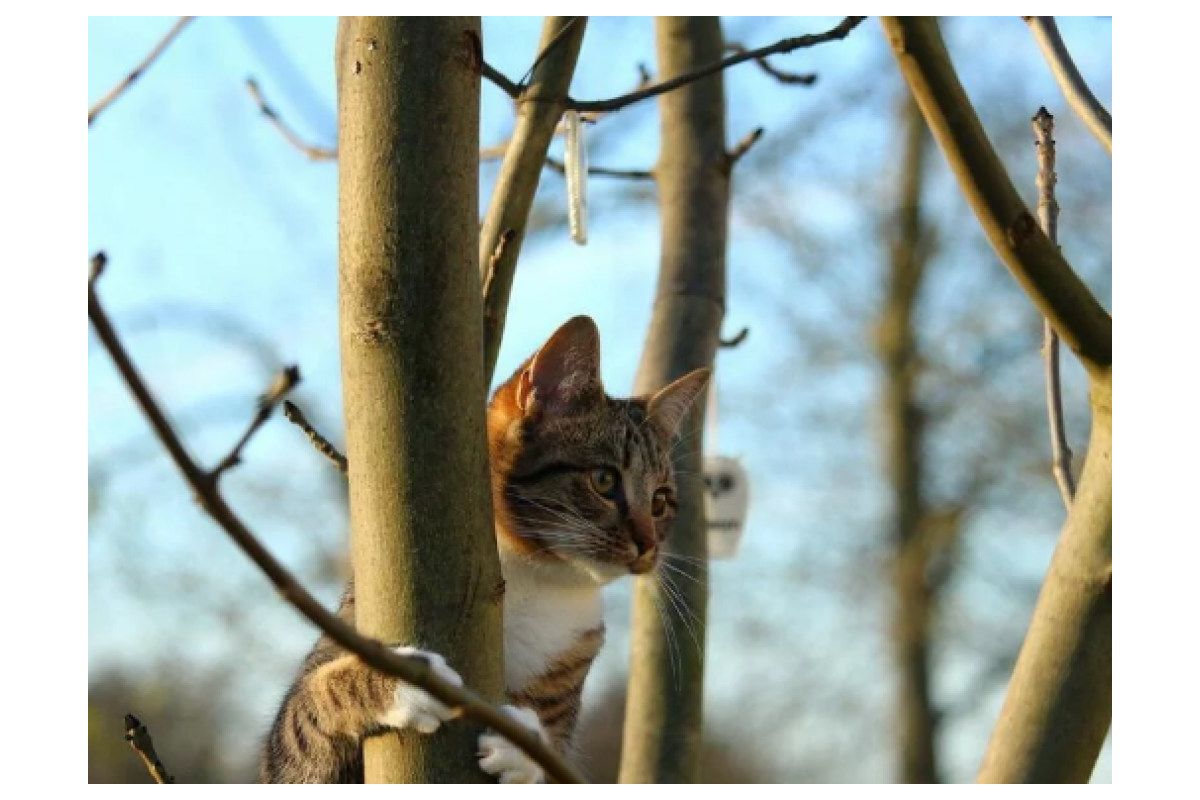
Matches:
[[878, 93, 938, 784], [335, 17, 503, 783], [618, 16, 728, 784]]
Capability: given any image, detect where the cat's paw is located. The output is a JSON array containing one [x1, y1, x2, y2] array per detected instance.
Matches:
[[477, 705, 550, 784], [377, 646, 463, 734]]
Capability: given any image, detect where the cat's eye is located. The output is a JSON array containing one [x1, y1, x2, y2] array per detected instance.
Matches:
[[651, 488, 671, 517], [589, 467, 619, 499]]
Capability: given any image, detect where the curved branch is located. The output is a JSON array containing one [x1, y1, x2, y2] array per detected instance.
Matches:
[[244, 78, 337, 161], [881, 17, 1111, 374], [89, 257, 585, 785], [1024, 17, 1112, 154], [725, 42, 817, 85], [479, 17, 864, 114], [89, 17, 194, 126]]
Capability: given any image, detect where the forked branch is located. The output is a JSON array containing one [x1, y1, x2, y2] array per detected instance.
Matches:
[[89, 255, 584, 784]]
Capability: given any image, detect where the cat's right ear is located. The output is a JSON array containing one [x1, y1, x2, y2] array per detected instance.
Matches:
[[515, 316, 603, 418]]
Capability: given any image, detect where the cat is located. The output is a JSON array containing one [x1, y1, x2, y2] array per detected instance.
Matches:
[[258, 315, 708, 783]]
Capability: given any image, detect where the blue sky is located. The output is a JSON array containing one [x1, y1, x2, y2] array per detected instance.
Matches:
[[88, 16, 1111, 782]]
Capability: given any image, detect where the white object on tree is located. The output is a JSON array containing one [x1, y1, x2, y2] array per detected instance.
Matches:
[[704, 455, 749, 559], [563, 109, 588, 245]]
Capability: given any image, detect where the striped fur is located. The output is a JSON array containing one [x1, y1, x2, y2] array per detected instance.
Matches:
[[258, 317, 708, 782]]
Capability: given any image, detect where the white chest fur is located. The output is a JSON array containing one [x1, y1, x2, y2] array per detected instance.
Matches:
[[500, 556, 605, 693]]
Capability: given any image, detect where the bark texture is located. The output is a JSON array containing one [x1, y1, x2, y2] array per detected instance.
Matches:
[[880, 16, 1112, 783], [336, 17, 503, 783], [480, 17, 587, 384], [618, 16, 728, 784], [877, 93, 938, 784]]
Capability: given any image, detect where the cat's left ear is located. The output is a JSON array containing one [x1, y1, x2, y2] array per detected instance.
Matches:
[[647, 368, 711, 438]]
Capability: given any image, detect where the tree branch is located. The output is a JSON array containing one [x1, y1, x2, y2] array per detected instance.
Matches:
[[89, 17, 194, 126], [282, 401, 347, 474], [881, 17, 1111, 375], [479, 17, 589, 384], [89, 256, 585, 784], [725, 42, 817, 85], [244, 78, 337, 161], [479, 17, 864, 114], [210, 365, 300, 482], [718, 326, 749, 348], [1032, 107, 1076, 508], [1023, 17, 1112, 155], [727, 126, 765, 167], [543, 156, 654, 180], [124, 713, 175, 784]]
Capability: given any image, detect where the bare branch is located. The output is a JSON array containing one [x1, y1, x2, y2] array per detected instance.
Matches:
[[881, 17, 1111, 374], [544, 156, 654, 181], [89, 251, 108, 287], [725, 42, 817, 85], [727, 126, 766, 166], [244, 78, 338, 161], [282, 401, 347, 474], [479, 17, 864, 114], [1033, 107, 1076, 508], [719, 326, 750, 348], [210, 365, 300, 482], [124, 714, 175, 784], [89, 256, 585, 784], [1024, 17, 1112, 154], [89, 17, 194, 126], [568, 17, 863, 113]]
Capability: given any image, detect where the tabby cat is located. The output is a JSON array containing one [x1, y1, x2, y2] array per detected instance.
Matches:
[[259, 315, 708, 783]]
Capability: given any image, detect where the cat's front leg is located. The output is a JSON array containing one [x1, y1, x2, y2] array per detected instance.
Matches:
[[377, 646, 464, 733], [477, 705, 552, 784]]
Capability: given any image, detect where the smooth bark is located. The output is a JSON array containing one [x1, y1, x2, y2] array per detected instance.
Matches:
[[619, 16, 728, 784], [336, 17, 503, 783], [878, 93, 939, 783]]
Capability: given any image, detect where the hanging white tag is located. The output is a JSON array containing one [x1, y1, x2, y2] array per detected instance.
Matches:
[[563, 109, 588, 245], [704, 455, 749, 559]]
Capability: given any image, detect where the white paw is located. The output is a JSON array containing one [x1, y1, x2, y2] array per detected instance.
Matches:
[[478, 705, 549, 784], [377, 646, 463, 734]]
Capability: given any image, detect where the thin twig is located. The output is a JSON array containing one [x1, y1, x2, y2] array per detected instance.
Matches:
[[1033, 107, 1076, 507], [519, 16, 585, 85], [89, 255, 585, 784], [124, 714, 175, 784], [719, 327, 750, 348], [544, 156, 654, 180], [210, 365, 301, 481], [244, 78, 338, 161], [89, 17, 194, 126], [89, 251, 108, 287], [727, 126, 766, 166], [1023, 17, 1112, 154], [725, 42, 818, 85], [282, 401, 347, 474]]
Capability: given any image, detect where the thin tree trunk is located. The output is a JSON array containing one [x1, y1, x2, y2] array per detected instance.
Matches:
[[618, 16, 728, 784], [878, 93, 938, 784], [335, 17, 503, 783], [480, 17, 587, 384], [879, 17, 1112, 782]]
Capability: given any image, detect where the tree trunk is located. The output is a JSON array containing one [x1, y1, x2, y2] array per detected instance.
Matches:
[[877, 92, 938, 783], [480, 17, 587, 384], [335, 17, 504, 783], [618, 16, 728, 784]]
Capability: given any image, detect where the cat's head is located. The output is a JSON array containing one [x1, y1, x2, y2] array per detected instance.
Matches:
[[487, 316, 708, 586]]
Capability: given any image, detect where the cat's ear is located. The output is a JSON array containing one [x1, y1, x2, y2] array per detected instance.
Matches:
[[516, 316, 603, 417], [647, 367, 711, 438]]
